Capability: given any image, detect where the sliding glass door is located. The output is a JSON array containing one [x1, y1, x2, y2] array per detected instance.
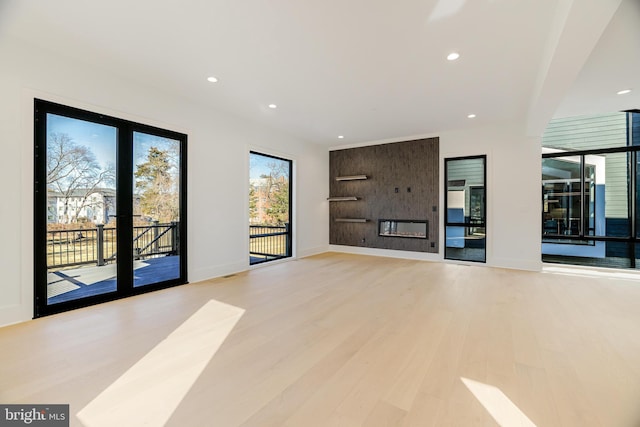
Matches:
[[34, 100, 187, 317]]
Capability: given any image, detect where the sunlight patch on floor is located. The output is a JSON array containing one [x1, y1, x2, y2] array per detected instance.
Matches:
[[543, 265, 640, 281], [461, 377, 536, 427], [77, 299, 244, 427]]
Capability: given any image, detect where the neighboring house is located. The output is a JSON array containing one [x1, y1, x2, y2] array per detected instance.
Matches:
[[47, 188, 116, 224], [250, 177, 269, 224]]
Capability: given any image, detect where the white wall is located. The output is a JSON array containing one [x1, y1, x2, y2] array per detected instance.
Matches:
[[441, 124, 542, 271], [330, 123, 542, 271], [0, 36, 329, 326]]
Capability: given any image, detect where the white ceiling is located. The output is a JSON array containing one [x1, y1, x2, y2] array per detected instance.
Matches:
[[0, 0, 637, 145]]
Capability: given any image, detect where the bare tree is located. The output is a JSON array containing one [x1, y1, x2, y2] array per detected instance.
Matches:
[[47, 133, 115, 224]]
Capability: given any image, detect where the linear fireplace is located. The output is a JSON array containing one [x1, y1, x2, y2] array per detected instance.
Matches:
[[378, 220, 428, 239]]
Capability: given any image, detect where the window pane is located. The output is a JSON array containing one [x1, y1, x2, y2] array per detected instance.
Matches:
[[543, 152, 629, 239], [446, 157, 485, 225], [132, 132, 181, 287], [542, 156, 593, 239], [445, 227, 486, 262], [45, 114, 118, 304]]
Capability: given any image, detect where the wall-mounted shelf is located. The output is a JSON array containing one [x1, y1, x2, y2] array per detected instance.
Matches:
[[335, 175, 368, 181], [335, 218, 369, 223], [327, 196, 359, 201]]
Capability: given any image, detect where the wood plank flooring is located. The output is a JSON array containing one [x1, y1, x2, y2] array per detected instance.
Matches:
[[1, 252, 640, 426]]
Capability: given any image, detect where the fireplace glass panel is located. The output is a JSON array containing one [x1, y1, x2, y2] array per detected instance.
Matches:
[[379, 220, 428, 239]]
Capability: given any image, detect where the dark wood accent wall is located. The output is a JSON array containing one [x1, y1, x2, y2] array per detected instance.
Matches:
[[329, 137, 439, 252]]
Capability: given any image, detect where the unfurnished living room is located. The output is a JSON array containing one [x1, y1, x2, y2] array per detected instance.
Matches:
[[1, 0, 640, 426]]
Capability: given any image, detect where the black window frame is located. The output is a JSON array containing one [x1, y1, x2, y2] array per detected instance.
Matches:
[[248, 150, 293, 265], [444, 155, 487, 263], [542, 144, 639, 267]]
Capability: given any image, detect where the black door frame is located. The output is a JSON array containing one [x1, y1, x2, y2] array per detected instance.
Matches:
[[444, 155, 487, 263], [34, 99, 188, 317]]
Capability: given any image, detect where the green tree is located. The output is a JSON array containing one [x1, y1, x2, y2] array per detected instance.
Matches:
[[134, 146, 178, 222], [261, 161, 289, 225], [265, 178, 289, 225], [249, 183, 258, 223]]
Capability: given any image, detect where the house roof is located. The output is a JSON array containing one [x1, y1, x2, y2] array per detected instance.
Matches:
[[1, 0, 637, 145]]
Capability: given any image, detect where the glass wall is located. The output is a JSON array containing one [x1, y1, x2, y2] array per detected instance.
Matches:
[[542, 111, 640, 269]]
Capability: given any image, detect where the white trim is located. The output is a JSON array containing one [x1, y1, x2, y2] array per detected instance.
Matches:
[[298, 245, 330, 259], [189, 261, 247, 283]]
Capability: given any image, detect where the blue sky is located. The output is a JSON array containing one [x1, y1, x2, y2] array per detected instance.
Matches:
[[47, 114, 179, 176], [250, 152, 289, 180], [47, 113, 116, 168], [47, 114, 284, 184]]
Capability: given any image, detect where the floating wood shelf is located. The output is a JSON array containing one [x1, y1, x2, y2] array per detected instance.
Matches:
[[327, 196, 359, 201], [335, 218, 369, 223], [335, 175, 368, 181]]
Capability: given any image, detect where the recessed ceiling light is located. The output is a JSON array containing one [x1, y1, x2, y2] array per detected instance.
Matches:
[[338, 135, 344, 139], [207, 76, 218, 83], [617, 89, 632, 95], [447, 52, 460, 61], [268, 104, 277, 109], [467, 114, 476, 118]]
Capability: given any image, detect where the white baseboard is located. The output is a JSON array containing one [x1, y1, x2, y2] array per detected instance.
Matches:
[[189, 261, 248, 283], [0, 304, 32, 328], [490, 257, 542, 272], [328, 245, 442, 262], [329, 245, 542, 272], [297, 245, 330, 258]]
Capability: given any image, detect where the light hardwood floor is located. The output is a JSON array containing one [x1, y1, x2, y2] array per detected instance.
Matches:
[[2, 252, 640, 426]]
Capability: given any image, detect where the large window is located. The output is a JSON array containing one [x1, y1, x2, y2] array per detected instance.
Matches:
[[249, 151, 292, 265], [542, 111, 640, 268], [445, 155, 486, 263], [34, 99, 187, 316]]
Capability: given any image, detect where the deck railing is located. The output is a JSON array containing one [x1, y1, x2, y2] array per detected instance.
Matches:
[[47, 222, 178, 268], [249, 224, 291, 264]]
